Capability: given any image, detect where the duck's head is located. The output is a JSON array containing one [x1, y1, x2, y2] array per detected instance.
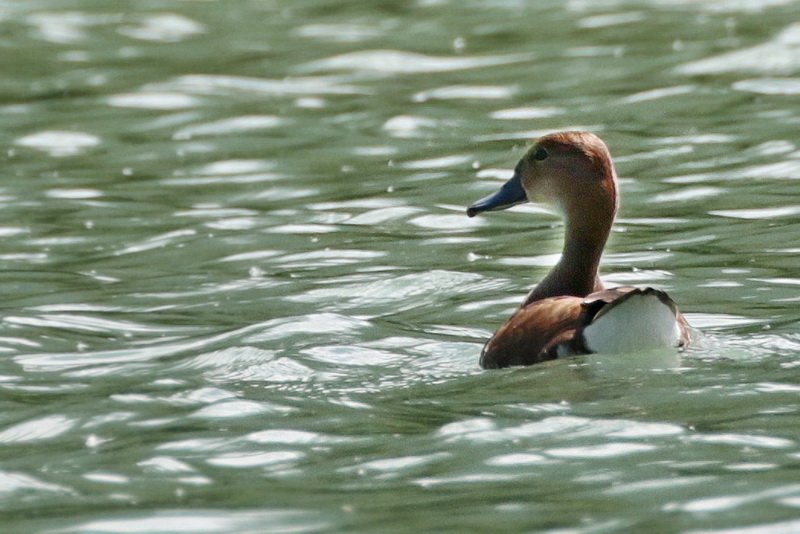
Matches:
[[467, 131, 618, 226]]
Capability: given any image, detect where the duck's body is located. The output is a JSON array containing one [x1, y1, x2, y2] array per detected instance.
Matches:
[[467, 131, 690, 369]]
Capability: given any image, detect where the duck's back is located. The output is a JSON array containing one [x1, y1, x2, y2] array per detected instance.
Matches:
[[480, 287, 690, 369]]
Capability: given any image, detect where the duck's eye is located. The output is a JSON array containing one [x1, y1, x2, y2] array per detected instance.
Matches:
[[533, 147, 548, 161]]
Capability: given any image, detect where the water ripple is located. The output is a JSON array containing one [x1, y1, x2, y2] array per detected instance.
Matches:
[[300, 49, 534, 74], [688, 433, 794, 449], [15, 130, 101, 156], [172, 115, 285, 140], [58, 510, 327, 534], [485, 453, 550, 466], [413, 85, 516, 102], [148, 74, 368, 96], [246, 430, 329, 445], [619, 85, 696, 103], [288, 270, 485, 311], [348, 453, 450, 477], [710, 206, 800, 220], [276, 249, 385, 268], [400, 154, 472, 170], [303, 345, 400, 367], [114, 228, 197, 256], [675, 484, 800, 514], [438, 416, 684, 444], [578, 12, 646, 28], [207, 451, 304, 468], [383, 115, 439, 138], [677, 23, 800, 75], [190, 400, 287, 419], [137, 456, 196, 474], [186, 347, 314, 384], [118, 13, 205, 43], [605, 475, 715, 496], [108, 92, 200, 110], [490, 106, 564, 119], [4, 313, 184, 334], [343, 206, 423, 225], [0, 415, 75, 443], [733, 78, 800, 95], [294, 23, 388, 42], [14, 320, 279, 373], [0, 471, 71, 495], [26, 12, 112, 44], [649, 186, 724, 203], [546, 442, 656, 459]]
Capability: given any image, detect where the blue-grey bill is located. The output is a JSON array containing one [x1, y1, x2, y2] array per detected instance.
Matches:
[[466, 173, 528, 217]]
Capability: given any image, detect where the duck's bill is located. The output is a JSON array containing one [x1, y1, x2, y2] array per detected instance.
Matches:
[[466, 172, 528, 217]]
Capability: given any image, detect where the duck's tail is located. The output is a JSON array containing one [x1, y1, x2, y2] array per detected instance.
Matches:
[[581, 288, 684, 354]]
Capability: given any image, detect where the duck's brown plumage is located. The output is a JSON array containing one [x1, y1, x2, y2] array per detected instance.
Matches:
[[479, 287, 691, 369], [467, 131, 691, 369]]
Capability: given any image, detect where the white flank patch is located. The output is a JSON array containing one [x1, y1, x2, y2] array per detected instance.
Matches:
[[583, 292, 681, 354]]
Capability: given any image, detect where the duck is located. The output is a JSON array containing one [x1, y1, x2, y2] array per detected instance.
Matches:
[[467, 131, 690, 369]]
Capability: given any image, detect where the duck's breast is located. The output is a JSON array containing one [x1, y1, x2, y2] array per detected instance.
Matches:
[[479, 295, 589, 368]]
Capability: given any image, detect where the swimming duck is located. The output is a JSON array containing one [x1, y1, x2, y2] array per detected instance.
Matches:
[[467, 131, 690, 369]]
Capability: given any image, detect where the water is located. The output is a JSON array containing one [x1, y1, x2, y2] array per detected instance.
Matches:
[[2, 0, 800, 531]]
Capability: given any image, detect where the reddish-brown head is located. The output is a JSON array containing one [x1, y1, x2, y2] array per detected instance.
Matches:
[[467, 131, 618, 231], [519, 131, 618, 226]]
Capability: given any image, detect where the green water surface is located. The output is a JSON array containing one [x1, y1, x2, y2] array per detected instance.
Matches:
[[2, 0, 800, 532]]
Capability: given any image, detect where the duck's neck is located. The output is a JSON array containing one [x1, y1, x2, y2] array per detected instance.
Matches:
[[522, 217, 611, 307]]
